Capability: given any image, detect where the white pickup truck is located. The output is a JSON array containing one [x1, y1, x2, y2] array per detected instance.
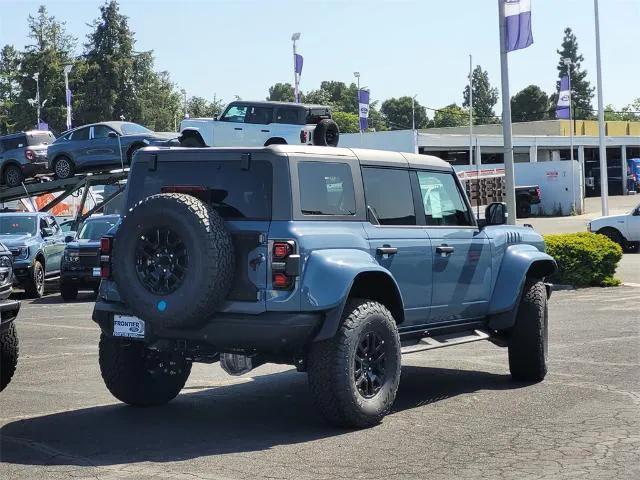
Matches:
[[179, 101, 339, 148], [589, 202, 640, 251]]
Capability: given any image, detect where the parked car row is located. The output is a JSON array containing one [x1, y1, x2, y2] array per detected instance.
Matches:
[[0, 212, 119, 300], [0, 122, 177, 187]]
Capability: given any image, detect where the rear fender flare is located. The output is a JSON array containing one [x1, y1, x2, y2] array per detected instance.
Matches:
[[488, 244, 556, 330], [298, 249, 403, 341]]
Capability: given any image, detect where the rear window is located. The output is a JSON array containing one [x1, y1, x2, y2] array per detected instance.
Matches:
[[306, 108, 332, 124], [126, 160, 272, 220], [298, 161, 355, 216], [27, 131, 55, 146], [1, 135, 27, 151]]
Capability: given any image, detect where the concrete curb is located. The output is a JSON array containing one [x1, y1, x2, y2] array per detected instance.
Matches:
[[550, 284, 575, 291]]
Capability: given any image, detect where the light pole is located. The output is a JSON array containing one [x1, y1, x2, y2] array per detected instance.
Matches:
[[354, 71, 361, 137], [33, 72, 41, 127], [63, 65, 73, 130], [411, 95, 417, 131], [594, 0, 608, 216], [181, 89, 188, 118], [562, 57, 577, 214], [561, 58, 575, 163], [291, 32, 301, 102], [469, 54, 474, 166]]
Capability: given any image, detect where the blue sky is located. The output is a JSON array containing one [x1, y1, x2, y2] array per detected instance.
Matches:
[[1, 0, 638, 116]]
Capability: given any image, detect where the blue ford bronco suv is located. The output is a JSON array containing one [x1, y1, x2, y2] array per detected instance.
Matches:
[[93, 145, 556, 428]]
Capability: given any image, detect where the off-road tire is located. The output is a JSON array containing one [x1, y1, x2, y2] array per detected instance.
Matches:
[[508, 280, 548, 382], [112, 193, 234, 328], [4, 165, 24, 187], [99, 333, 191, 406], [54, 156, 74, 179], [313, 119, 340, 147], [517, 201, 531, 218], [0, 323, 19, 391], [597, 228, 625, 248], [180, 136, 204, 148], [307, 299, 401, 428], [60, 282, 78, 301], [23, 260, 45, 298]]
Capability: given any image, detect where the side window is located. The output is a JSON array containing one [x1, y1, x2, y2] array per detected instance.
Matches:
[[71, 127, 90, 141], [93, 125, 115, 139], [220, 106, 248, 123], [275, 107, 301, 124], [47, 217, 61, 234], [3, 136, 26, 150], [362, 168, 416, 225], [245, 106, 273, 125], [417, 171, 472, 226], [298, 161, 356, 216]]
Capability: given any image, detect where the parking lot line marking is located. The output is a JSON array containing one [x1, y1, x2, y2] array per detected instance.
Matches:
[[17, 321, 98, 331]]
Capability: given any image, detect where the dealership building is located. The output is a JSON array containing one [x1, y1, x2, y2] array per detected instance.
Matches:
[[340, 120, 640, 215]]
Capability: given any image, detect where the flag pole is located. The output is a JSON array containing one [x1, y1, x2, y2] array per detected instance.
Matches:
[[291, 32, 301, 103], [498, 0, 517, 225], [594, 0, 608, 215]]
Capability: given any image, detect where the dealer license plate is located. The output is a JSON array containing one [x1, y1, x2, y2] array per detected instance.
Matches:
[[113, 315, 145, 339], [92, 267, 101, 277]]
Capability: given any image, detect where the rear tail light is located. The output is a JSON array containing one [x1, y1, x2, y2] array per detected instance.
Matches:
[[100, 237, 113, 279], [24, 149, 35, 161], [271, 240, 299, 290], [300, 130, 308, 143], [536, 186, 541, 199]]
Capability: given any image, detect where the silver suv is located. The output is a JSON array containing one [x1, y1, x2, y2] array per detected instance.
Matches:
[[0, 130, 55, 187]]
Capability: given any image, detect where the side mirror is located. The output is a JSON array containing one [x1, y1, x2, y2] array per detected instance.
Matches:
[[41, 227, 54, 237], [213, 114, 219, 121], [64, 234, 76, 243], [484, 202, 508, 226], [107, 132, 118, 139], [633, 208, 640, 216]]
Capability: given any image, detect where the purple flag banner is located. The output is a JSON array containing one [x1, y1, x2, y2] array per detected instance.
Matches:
[[556, 75, 571, 120], [37, 122, 49, 131], [504, 0, 533, 52], [294, 54, 303, 75], [358, 89, 370, 131]]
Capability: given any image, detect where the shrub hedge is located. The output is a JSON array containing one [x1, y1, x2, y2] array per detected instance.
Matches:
[[543, 232, 623, 287]]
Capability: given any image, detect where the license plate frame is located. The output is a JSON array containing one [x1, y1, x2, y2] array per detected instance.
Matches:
[[113, 315, 145, 339]]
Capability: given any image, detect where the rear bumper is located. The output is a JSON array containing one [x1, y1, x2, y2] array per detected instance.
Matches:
[[22, 161, 48, 177], [0, 299, 20, 333], [92, 300, 323, 354], [61, 269, 101, 286]]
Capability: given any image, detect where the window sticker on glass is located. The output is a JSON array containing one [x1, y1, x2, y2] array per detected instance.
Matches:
[[428, 191, 443, 218]]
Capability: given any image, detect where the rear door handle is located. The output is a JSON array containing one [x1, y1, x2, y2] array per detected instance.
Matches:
[[234, 127, 243, 131], [261, 129, 270, 133], [436, 244, 455, 255], [376, 246, 398, 255]]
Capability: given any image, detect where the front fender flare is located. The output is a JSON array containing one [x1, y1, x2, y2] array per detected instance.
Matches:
[[299, 249, 403, 341], [488, 244, 556, 330]]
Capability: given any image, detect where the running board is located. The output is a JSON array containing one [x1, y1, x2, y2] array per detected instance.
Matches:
[[401, 329, 490, 355]]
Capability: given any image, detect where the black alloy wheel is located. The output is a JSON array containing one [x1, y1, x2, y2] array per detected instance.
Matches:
[[354, 331, 386, 399], [135, 227, 188, 295]]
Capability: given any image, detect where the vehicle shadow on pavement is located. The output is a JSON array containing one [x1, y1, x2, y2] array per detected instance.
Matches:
[[26, 292, 98, 304], [0, 366, 522, 467]]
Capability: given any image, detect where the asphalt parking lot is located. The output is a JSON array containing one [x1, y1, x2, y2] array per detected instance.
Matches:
[[1, 285, 638, 480]]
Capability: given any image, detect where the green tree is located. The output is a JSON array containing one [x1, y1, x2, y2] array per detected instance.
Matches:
[[604, 101, 640, 121], [187, 95, 224, 118], [0, 45, 21, 134], [331, 111, 359, 133], [511, 85, 550, 122], [381, 96, 429, 130], [267, 82, 294, 102], [551, 28, 595, 120], [12, 6, 76, 132], [433, 104, 469, 128], [463, 66, 499, 124]]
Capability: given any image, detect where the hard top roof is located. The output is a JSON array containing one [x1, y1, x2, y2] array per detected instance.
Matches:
[[144, 145, 451, 171], [226, 100, 331, 110]]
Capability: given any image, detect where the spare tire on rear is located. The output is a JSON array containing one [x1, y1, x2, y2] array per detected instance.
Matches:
[[112, 193, 234, 329], [313, 119, 340, 147]]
